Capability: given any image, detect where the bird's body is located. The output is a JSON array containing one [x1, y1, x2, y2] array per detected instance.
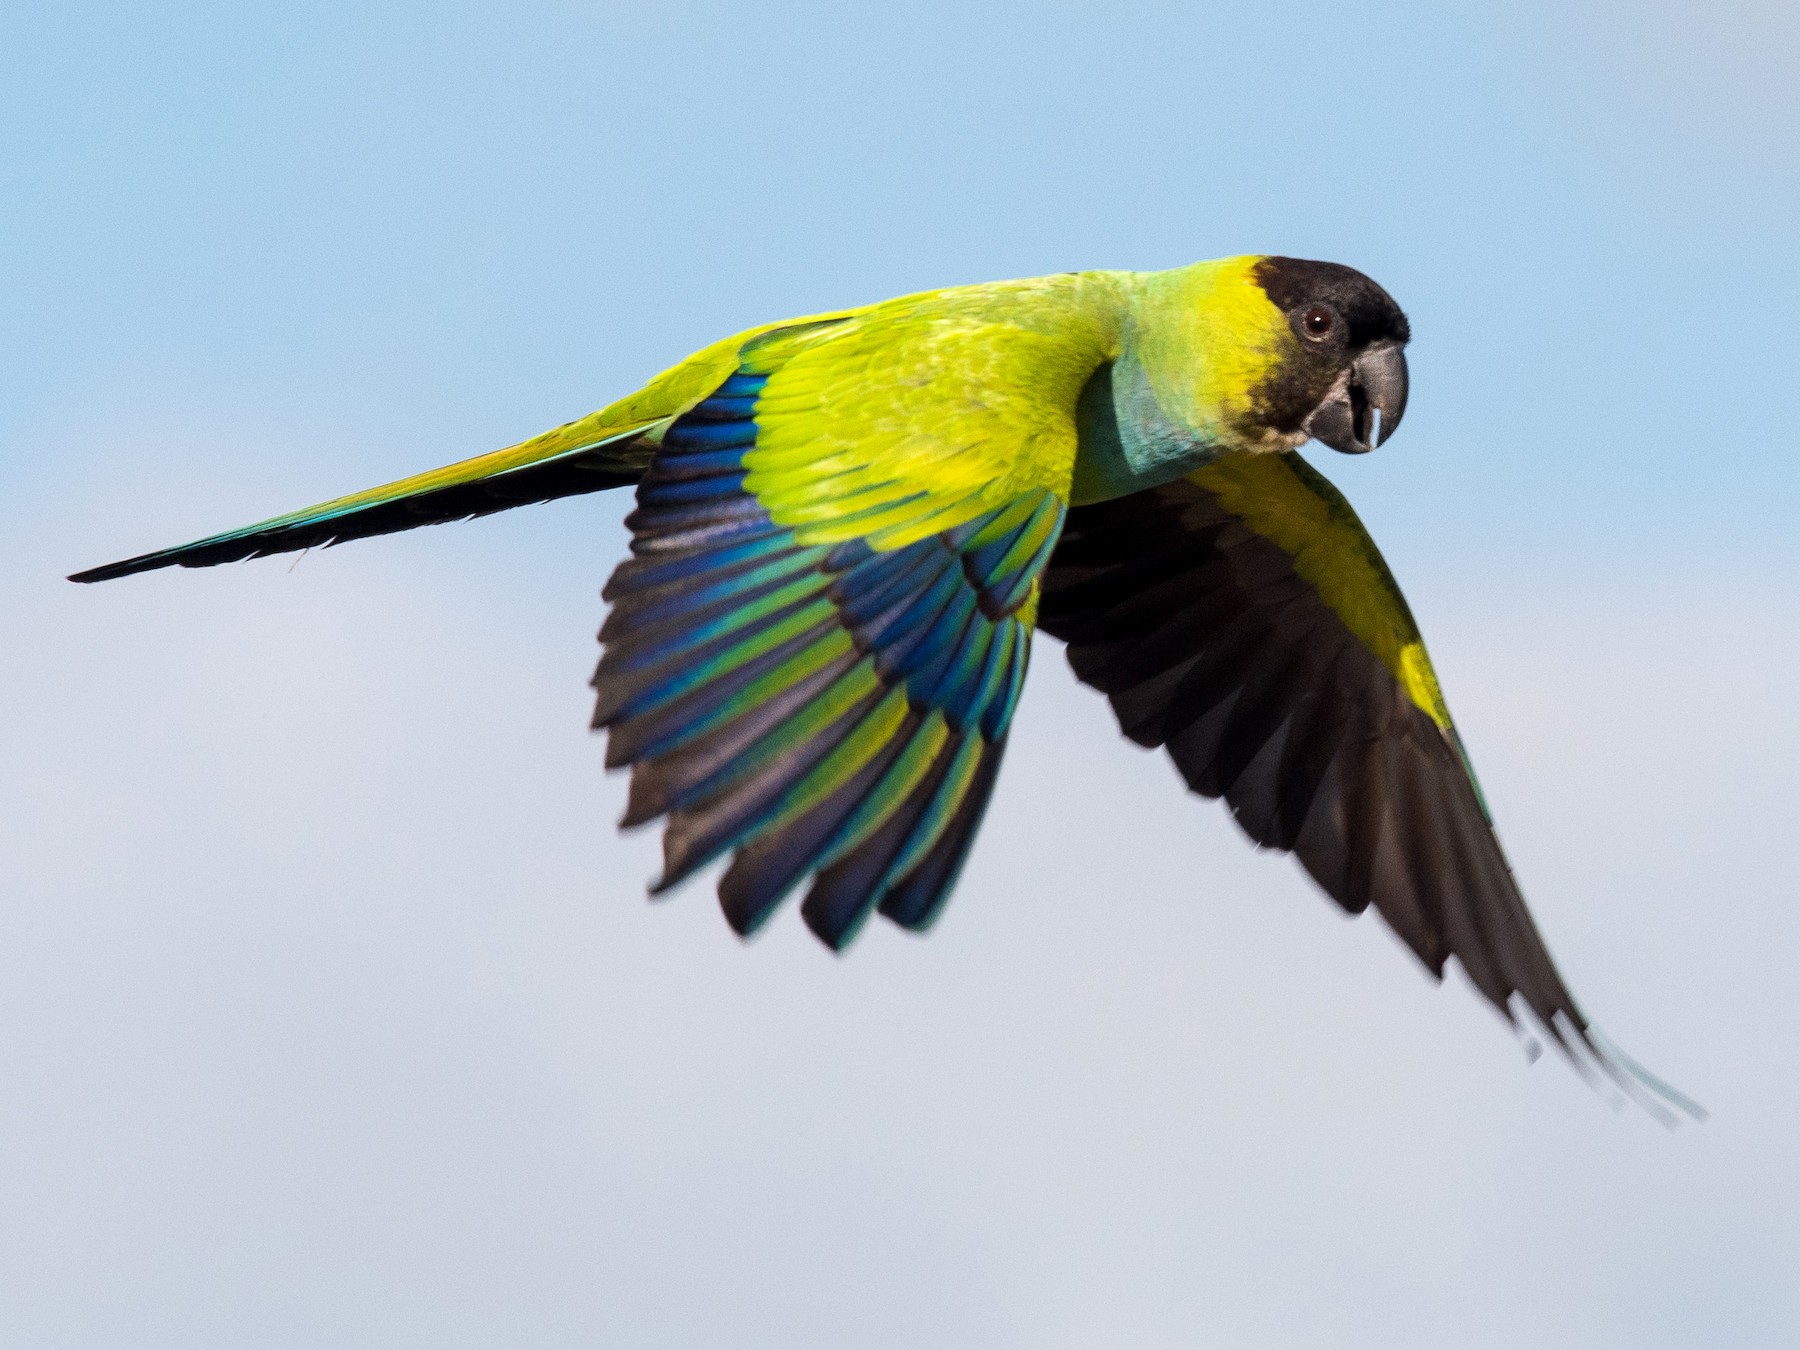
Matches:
[[74, 255, 1687, 1107]]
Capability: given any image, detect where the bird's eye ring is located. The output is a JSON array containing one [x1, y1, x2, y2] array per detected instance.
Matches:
[[1301, 305, 1336, 341]]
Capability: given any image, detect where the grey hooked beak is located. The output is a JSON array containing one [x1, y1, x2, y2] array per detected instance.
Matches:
[[1303, 341, 1409, 455]]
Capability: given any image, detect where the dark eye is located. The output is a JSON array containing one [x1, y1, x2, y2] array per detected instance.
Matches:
[[1301, 305, 1336, 341]]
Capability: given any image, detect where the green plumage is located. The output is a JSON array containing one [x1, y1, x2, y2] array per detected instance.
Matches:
[[69, 255, 1694, 1113]]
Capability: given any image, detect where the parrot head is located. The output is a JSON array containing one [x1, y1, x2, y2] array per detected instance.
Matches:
[[1247, 256, 1411, 455], [1125, 255, 1411, 463]]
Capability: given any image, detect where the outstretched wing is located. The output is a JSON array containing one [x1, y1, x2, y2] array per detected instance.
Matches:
[[595, 295, 1109, 946], [1039, 450, 1597, 1057]]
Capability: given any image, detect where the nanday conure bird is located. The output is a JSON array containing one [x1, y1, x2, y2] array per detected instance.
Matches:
[[73, 255, 1689, 1106]]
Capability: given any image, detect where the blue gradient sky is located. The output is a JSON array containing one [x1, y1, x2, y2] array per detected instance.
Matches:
[[4, 3, 1797, 1346]]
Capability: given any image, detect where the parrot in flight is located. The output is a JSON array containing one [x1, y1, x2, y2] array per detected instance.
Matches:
[[73, 255, 1691, 1108]]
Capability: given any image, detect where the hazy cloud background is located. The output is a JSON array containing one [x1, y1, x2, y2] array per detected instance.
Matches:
[[3, 2, 1796, 1346]]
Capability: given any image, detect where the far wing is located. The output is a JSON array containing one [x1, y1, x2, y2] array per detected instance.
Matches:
[[595, 298, 1109, 945], [1039, 450, 1598, 1060]]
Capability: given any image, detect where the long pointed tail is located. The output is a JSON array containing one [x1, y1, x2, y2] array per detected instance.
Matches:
[[69, 413, 661, 583]]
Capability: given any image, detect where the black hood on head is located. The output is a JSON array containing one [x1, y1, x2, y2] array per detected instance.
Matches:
[[1253, 256, 1410, 349], [1246, 256, 1411, 449]]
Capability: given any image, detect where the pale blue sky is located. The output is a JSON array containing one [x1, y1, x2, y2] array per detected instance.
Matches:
[[3, 3, 1797, 1347]]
